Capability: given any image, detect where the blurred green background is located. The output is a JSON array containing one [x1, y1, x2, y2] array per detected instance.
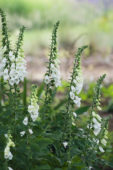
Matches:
[[1, 0, 113, 54], [0, 0, 113, 84], [0, 0, 113, 83], [0, 0, 113, 95]]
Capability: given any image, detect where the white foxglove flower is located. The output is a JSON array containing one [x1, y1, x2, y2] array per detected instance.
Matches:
[[20, 131, 26, 137], [88, 123, 93, 129], [63, 141, 68, 148], [101, 139, 107, 146], [74, 96, 81, 107], [71, 86, 76, 92], [23, 117, 28, 126], [93, 128, 101, 136], [97, 106, 102, 111], [4, 145, 13, 160], [0, 47, 7, 77], [9, 51, 15, 61], [89, 111, 102, 137], [8, 167, 13, 170], [70, 74, 82, 107], [93, 138, 99, 144], [4, 133, 15, 160], [44, 75, 50, 84], [1, 50, 27, 86], [70, 91, 75, 100], [73, 112, 77, 118], [50, 63, 55, 69], [28, 129, 33, 134], [93, 121, 101, 129], [4, 149, 13, 160], [4, 134, 8, 138], [92, 111, 102, 122], [44, 59, 61, 88], [50, 62, 61, 87], [92, 118, 101, 128], [3, 68, 9, 81], [99, 146, 104, 153], [28, 85, 39, 122], [73, 73, 83, 95], [79, 128, 84, 131], [28, 104, 39, 122], [8, 55, 27, 86]]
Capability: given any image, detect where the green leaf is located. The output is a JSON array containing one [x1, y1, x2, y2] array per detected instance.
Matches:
[[37, 82, 45, 98], [54, 99, 67, 110], [71, 155, 86, 169], [46, 154, 61, 168], [75, 106, 90, 115]]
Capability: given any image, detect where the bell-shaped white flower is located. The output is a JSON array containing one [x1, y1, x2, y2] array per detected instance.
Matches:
[[20, 131, 26, 137], [4, 134, 15, 161], [23, 117, 28, 126], [101, 139, 107, 146], [99, 146, 104, 153], [44, 75, 50, 84], [28, 129, 33, 134], [63, 141, 68, 148], [8, 167, 13, 170], [73, 112, 77, 118]]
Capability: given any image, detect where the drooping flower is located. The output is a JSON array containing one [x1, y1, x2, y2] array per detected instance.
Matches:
[[44, 75, 50, 84], [73, 73, 83, 95], [73, 96, 81, 107], [73, 112, 77, 118], [8, 167, 13, 170], [101, 139, 107, 146], [4, 148, 13, 160], [28, 104, 39, 122], [88, 111, 108, 153], [99, 146, 104, 153], [23, 117, 28, 126], [70, 73, 83, 108], [28, 129, 33, 134], [63, 141, 68, 148], [20, 131, 26, 137], [90, 113, 102, 136], [92, 111, 102, 121], [99, 129, 108, 149]]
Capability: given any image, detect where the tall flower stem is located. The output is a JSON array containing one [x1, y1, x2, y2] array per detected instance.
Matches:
[[0, 9, 10, 106], [44, 21, 60, 120], [65, 46, 88, 166]]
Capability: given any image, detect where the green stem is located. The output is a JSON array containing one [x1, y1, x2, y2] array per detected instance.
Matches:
[[23, 78, 27, 112], [0, 77, 4, 108]]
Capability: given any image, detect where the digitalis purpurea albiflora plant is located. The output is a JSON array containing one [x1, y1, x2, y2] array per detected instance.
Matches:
[[0, 9, 112, 170]]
